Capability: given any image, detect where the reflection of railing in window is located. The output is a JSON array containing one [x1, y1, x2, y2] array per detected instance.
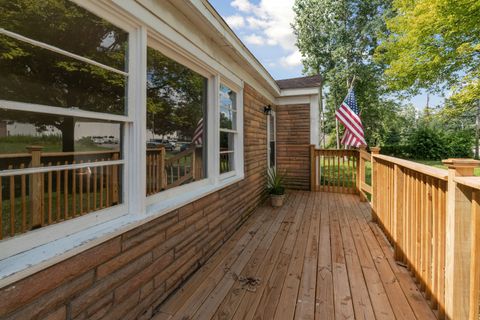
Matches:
[[0, 148, 121, 240], [146, 146, 203, 196], [220, 151, 232, 174]]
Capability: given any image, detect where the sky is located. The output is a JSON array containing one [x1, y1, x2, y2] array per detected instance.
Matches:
[[208, 0, 442, 111]]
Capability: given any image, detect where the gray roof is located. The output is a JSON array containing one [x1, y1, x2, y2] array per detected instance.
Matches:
[[276, 75, 322, 90]]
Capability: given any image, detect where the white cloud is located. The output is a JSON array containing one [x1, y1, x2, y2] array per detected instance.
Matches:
[[225, 15, 245, 29], [246, 17, 269, 29], [244, 34, 265, 46], [280, 50, 302, 67], [231, 0, 256, 12], [229, 0, 300, 71]]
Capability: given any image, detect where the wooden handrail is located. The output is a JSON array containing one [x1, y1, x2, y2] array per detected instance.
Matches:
[[373, 154, 448, 180]]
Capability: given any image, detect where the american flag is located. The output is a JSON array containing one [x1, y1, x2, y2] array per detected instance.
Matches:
[[192, 118, 203, 145], [335, 89, 367, 148]]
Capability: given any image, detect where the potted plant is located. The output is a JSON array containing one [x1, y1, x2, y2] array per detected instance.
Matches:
[[267, 167, 286, 207]]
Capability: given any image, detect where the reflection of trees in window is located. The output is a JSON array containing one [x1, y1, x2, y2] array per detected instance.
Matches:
[[0, 0, 128, 151], [146, 48, 206, 140], [220, 112, 233, 130]]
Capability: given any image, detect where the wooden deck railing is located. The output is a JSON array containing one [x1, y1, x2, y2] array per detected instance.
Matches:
[[0, 145, 203, 239], [310, 147, 358, 193], [0, 147, 121, 240], [310, 145, 480, 319]]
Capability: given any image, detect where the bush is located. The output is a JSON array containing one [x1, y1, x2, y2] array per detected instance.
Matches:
[[379, 144, 412, 158], [407, 127, 446, 160], [381, 127, 474, 161], [444, 130, 474, 158]]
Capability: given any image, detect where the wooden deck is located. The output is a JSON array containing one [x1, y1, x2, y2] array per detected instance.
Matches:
[[153, 191, 437, 320]]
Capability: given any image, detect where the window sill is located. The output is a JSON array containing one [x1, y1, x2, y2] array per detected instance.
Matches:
[[0, 172, 245, 289]]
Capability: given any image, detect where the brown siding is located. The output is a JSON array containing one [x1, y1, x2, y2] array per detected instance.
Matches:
[[0, 84, 270, 320], [276, 104, 311, 190]]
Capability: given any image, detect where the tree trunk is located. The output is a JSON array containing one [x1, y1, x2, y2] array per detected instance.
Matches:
[[60, 118, 75, 152]]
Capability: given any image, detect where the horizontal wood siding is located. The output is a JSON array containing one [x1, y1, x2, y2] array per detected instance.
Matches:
[[276, 104, 311, 190], [0, 84, 270, 320]]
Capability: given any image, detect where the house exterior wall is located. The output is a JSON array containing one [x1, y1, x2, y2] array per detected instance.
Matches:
[[0, 84, 270, 320], [276, 104, 311, 190]]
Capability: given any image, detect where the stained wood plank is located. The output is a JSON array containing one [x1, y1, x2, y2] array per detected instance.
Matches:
[[154, 191, 437, 320]]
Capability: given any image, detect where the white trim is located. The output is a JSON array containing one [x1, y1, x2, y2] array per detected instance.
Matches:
[[0, 100, 131, 122], [0, 160, 124, 177], [310, 95, 320, 147], [219, 128, 238, 134], [0, 28, 128, 76], [219, 150, 234, 154], [280, 88, 320, 97], [267, 110, 277, 169], [0, 204, 127, 261], [276, 95, 311, 106], [127, 26, 147, 216]]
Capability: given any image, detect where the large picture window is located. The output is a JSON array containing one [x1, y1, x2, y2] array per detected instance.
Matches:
[[219, 84, 238, 174], [0, 0, 128, 240], [145, 46, 208, 196]]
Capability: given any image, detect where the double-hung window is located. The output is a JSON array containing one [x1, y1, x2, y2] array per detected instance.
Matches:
[[145, 45, 208, 196], [0, 0, 129, 243], [219, 84, 238, 175]]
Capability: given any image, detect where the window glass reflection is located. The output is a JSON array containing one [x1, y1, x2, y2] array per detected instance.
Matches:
[[146, 47, 207, 195]]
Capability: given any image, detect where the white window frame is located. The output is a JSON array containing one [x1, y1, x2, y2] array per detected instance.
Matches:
[[0, 0, 247, 287], [267, 110, 277, 169], [0, 2, 141, 260], [218, 80, 243, 180]]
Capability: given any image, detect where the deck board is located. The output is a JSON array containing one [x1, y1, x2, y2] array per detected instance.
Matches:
[[153, 191, 437, 320]]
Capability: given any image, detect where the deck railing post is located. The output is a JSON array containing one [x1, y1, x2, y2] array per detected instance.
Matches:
[[443, 158, 480, 320], [27, 146, 43, 228], [358, 146, 367, 202], [370, 147, 381, 222], [310, 145, 315, 191], [393, 164, 405, 261]]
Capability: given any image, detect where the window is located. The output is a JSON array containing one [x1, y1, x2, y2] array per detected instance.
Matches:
[[145, 46, 208, 196], [268, 111, 276, 168], [0, 0, 128, 240], [219, 84, 238, 174]]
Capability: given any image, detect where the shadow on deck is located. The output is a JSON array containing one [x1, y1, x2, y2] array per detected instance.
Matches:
[[153, 191, 436, 320]]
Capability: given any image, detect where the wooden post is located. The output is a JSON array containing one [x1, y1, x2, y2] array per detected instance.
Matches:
[[358, 146, 367, 202], [443, 158, 480, 320], [393, 164, 405, 261], [27, 146, 43, 228], [310, 145, 316, 191], [470, 190, 480, 320], [110, 152, 119, 205], [160, 147, 166, 189], [370, 147, 381, 222]]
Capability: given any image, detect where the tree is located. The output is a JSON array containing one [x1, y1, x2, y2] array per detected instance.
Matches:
[[146, 48, 206, 140], [293, 0, 394, 146], [0, 0, 128, 151], [375, 0, 480, 107]]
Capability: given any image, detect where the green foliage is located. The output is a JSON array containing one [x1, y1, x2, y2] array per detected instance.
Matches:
[[381, 127, 474, 160], [375, 0, 480, 108], [267, 168, 286, 196], [407, 127, 446, 160], [293, 0, 404, 146]]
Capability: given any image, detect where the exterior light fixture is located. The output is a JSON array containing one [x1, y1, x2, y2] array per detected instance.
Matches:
[[263, 105, 272, 115]]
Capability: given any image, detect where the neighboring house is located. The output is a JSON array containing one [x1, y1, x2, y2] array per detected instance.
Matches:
[[0, 1, 321, 319]]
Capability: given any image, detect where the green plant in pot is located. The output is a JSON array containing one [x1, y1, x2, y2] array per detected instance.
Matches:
[[267, 167, 286, 207]]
